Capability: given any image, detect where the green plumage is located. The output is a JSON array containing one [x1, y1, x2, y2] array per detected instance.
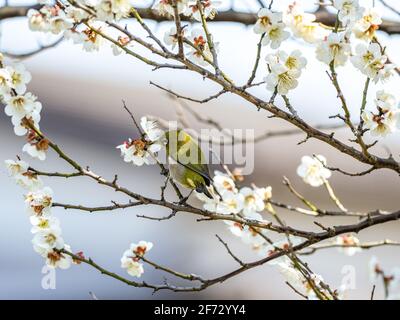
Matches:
[[164, 130, 212, 197]]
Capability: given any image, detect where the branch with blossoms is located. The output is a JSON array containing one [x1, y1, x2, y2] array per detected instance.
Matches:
[[2, 0, 400, 300]]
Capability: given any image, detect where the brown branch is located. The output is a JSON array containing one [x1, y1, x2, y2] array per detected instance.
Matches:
[[0, 5, 41, 20], [131, 8, 400, 35]]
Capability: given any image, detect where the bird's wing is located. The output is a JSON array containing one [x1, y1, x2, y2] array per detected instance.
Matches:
[[172, 154, 212, 186]]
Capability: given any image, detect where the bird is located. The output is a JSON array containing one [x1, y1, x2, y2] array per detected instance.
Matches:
[[164, 129, 214, 199]]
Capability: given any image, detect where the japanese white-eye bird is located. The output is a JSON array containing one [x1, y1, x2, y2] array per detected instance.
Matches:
[[164, 129, 213, 198]]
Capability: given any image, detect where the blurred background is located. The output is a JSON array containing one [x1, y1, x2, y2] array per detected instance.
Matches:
[[1, 0, 400, 299]]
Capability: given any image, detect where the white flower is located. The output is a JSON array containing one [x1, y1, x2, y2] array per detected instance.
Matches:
[[4, 92, 39, 122], [30, 216, 61, 234], [187, 28, 218, 66], [140, 117, 164, 142], [81, 28, 103, 52], [65, 6, 89, 22], [5, 159, 43, 190], [127, 241, 154, 257], [316, 33, 351, 67], [253, 8, 281, 34], [196, 191, 221, 212], [27, 9, 50, 32], [0, 68, 12, 94], [241, 227, 267, 251], [213, 171, 237, 194], [95, 0, 131, 21], [110, 36, 131, 56], [362, 92, 399, 137], [239, 187, 264, 216], [297, 155, 331, 187], [377, 63, 395, 83], [5, 159, 29, 176], [185, 0, 220, 21], [23, 142, 47, 161], [265, 50, 306, 95], [265, 64, 299, 95], [375, 90, 396, 110], [116, 138, 160, 166], [218, 191, 244, 214], [64, 29, 86, 44], [254, 186, 272, 202], [277, 261, 305, 292], [163, 25, 185, 49], [153, 0, 188, 16], [49, 11, 73, 35], [351, 43, 386, 81], [262, 22, 290, 49], [333, 0, 363, 26], [284, 3, 327, 43], [32, 227, 64, 254], [45, 246, 73, 269], [224, 221, 244, 237], [335, 234, 362, 256], [6, 64, 32, 95], [25, 187, 53, 217], [353, 8, 382, 40], [121, 256, 144, 277], [120, 242, 152, 278]]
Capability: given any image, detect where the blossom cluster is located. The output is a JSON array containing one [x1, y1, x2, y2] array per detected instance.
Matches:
[[153, 0, 220, 22], [255, 2, 396, 99], [116, 117, 165, 166], [120, 241, 153, 277], [0, 57, 48, 161], [5, 159, 73, 269]]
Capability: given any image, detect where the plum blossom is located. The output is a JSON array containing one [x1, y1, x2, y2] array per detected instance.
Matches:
[[121, 241, 153, 277], [153, 0, 188, 16], [253, 9, 281, 34], [65, 6, 89, 23], [81, 28, 104, 52], [353, 8, 382, 41], [49, 11, 73, 34], [30, 216, 61, 234], [4, 93, 42, 134], [187, 28, 218, 66], [140, 117, 164, 143], [362, 91, 399, 137], [262, 22, 290, 49], [0, 68, 12, 94], [218, 191, 244, 215], [213, 171, 237, 194], [351, 43, 387, 81], [335, 234, 362, 256], [32, 227, 65, 254], [117, 138, 160, 166], [25, 187, 54, 217], [265, 50, 306, 95], [111, 36, 131, 56], [44, 246, 73, 269], [117, 117, 163, 166], [5, 159, 43, 191], [297, 155, 331, 187], [95, 0, 132, 21], [333, 0, 363, 26], [186, 0, 220, 21], [239, 187, 265, 216], [284, 2, 327, 43], [27, 9, 51, 32], [316, 33, 351, 67], [6, 64, 32, 95]]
